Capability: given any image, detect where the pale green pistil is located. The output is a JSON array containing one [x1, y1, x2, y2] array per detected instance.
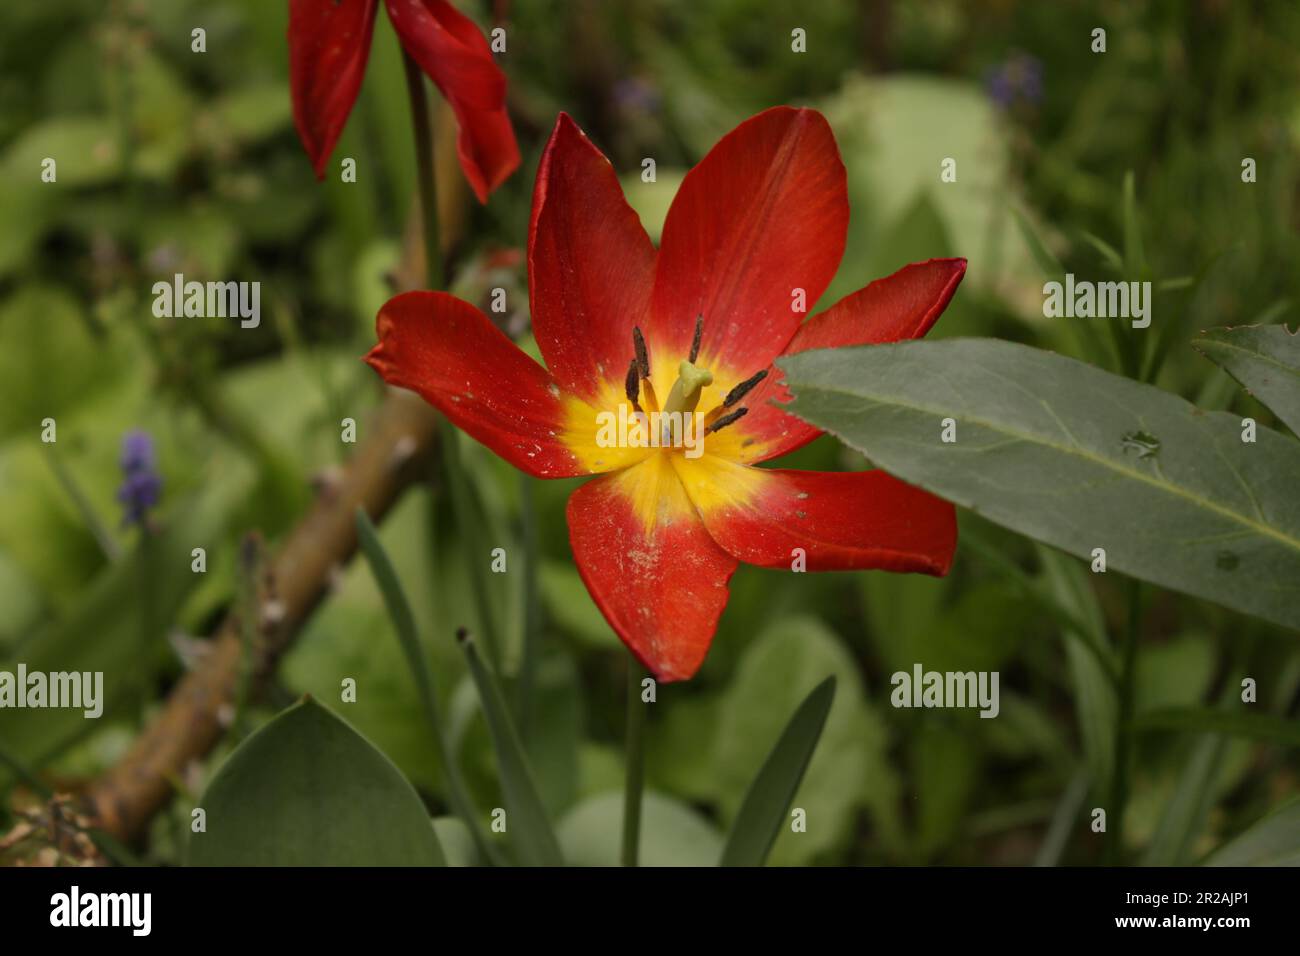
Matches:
[[662, 360, 714, 417]]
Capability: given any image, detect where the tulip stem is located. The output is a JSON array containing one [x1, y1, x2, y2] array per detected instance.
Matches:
[[401, 50, 444, 290], [621, 660, 646, 867]]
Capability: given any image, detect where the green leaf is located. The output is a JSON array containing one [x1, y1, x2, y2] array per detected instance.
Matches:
[[719, 676, 836, 867], [1204, 799, 1300, 866], [1038, 547, 1117, 795], [1135, 708, 1300, 746], [557, 792, 723, 867], [187, 697, 446, 866], [1194, 324, 1300, 436], [820, 74, 1039, 312], [0, 486, 238, 787], [354, 508, 498, 864], [715, 618, 891, 863], [1011, 205, 1064, 279], [1121, 170, 1147, 274], [779, 338, 1300, 633], [539, 561, 618, 649], [458, 630, 563, 866]]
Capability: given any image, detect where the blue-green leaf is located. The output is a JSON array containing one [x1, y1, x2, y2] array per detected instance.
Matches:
[[187, 697, 445, 866], [1194, 324, 1300, 436], [458, 630, 563, 866], [779, 338, 1300, 633], [719, 676, 836, 867]]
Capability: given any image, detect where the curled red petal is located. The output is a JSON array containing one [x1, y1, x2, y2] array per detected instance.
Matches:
[[528, 113, 656, 402], [288, 0, 379, 179], [674, 459, 957, 575], [735, 258, 968, 463], [384, 0, 520, 201], [649, 107, 848, 373], [365, 291, 586, 478], [567, 458, 737, 682]]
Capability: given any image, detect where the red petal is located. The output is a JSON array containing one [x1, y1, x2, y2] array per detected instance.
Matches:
[[528, 114, 656, 403], [288, 0, 379, 179], [366, 291, 587, 478], [567, 458, 737, 682], [674, 459, 957, 575], [384, 0, 520, 201], [734, 258, 968, 463], [648, 107, 848, 373]]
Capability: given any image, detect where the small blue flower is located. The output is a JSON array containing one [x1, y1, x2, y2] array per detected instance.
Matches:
[[613, 76, 662, 116], [985, 52, 1044, 110], [117, 429, 162, 528]]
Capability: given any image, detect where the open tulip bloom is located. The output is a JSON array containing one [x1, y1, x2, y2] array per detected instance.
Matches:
[[367, 107, 966, 681], [289, 0, 519, 201]]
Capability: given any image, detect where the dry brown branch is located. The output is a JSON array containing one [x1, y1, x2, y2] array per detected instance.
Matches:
[[88, 389, 439, 840], [85, 101, 473, 845]]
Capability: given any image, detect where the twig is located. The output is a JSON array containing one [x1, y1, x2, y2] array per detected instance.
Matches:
[[87, 389, 438, 841]]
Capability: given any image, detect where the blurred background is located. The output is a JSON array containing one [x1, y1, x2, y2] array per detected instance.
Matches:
[[1, 0, 1299, 865]]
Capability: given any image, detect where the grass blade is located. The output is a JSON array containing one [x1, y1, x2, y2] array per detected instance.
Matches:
[[354, 508, 500, 865], [1133, 707, 1300, 746], [457, 627, 563, 866], [719, 676, 836, 867]]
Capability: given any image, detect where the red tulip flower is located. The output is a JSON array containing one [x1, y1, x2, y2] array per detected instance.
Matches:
[[288, 0, 520, 201], [367, 108, 965, 681]]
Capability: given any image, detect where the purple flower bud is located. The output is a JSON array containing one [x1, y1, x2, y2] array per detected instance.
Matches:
[[985, 52, 1045, 110], [117, 429, 162, 528]]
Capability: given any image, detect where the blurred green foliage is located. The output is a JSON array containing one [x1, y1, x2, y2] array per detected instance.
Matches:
[[1, 0, 1298, 865]]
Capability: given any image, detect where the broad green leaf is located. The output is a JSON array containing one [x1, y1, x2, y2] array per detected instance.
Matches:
[[458, 631, 563, 866], [187, 697, 446, 866], [620, 170, 686, 243], [0, 285, 128, 438], [539, 561, 618, 649], [1204, 799, 1300, 866], [433, 817, 479, 867], [0, 116, 120, 189], [557, 791, 722, 867], [719, 676, 836, 867], [1135, 633, 1216, 710], [1194, 324, 1300, 435], [779, 339, 1300, 633], [820, 74, 1039, 312]]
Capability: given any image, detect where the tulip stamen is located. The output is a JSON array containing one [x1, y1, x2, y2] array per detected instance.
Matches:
[[624, 359, 642, 412], [689, 314, 703, 364], [705, 406, 749, 435], [632, 326, 650, 379], [722, 368, 768, 408]]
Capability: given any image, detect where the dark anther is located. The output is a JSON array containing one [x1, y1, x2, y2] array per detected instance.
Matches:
[[632, 326, 650, 378], [723, 369, 768, 408], [624, 359, 641, 408], [689, 314, 703, 363], [705, 406, 750, 435]]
